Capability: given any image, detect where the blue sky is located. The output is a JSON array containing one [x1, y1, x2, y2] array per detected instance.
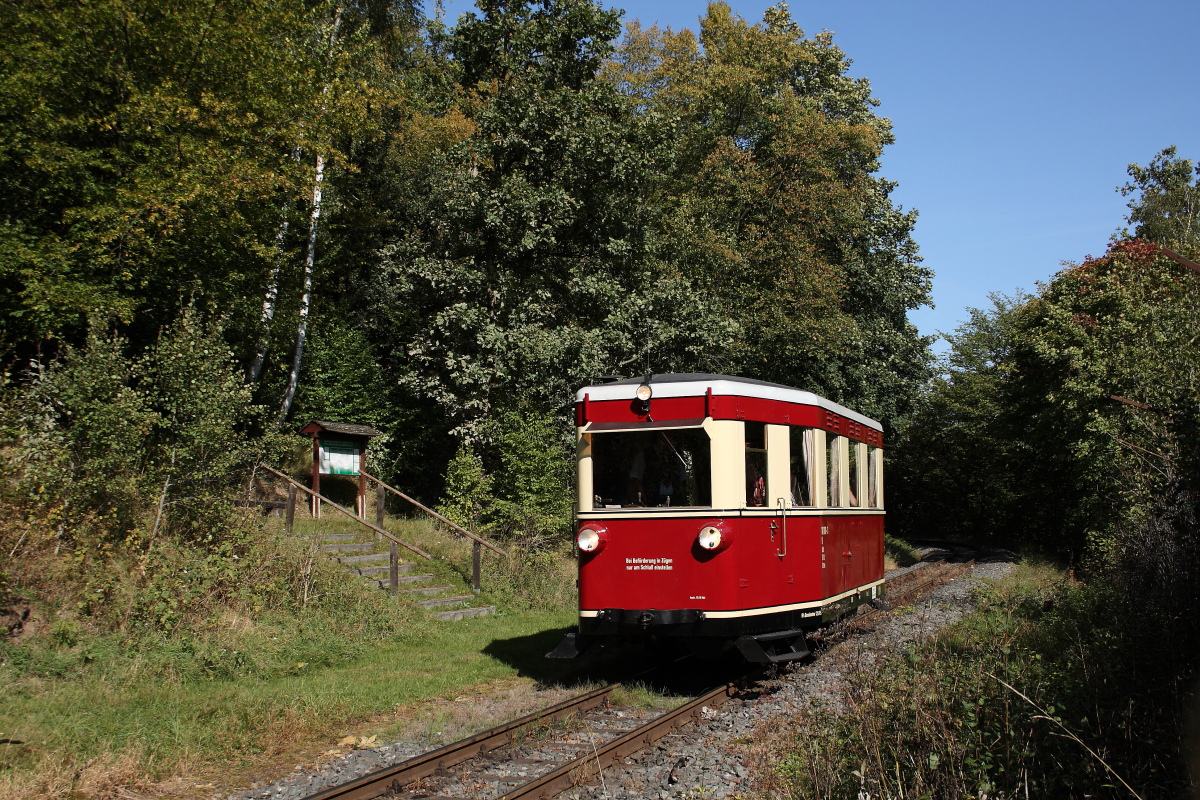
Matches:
[[445, 0, 1200, 345]]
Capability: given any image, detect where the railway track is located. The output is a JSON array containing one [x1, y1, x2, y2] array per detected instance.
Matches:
[[827, 551, 977, 641], [299, 555, 976, 800]]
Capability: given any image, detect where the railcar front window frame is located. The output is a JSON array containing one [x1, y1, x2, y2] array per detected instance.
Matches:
[[584, 424, 713, 509]]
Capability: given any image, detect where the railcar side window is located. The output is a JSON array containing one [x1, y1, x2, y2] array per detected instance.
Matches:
[[867, 445, 882, 507], [847, 442, 861, 507], [826, 434, 840, 506], [590, 429, 712, 508], [789, 426, 813, 506], [745, 422, 767, 506]]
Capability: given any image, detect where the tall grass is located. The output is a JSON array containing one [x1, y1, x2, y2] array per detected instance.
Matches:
[[0, 512, 579, 799], [758, 563, 1198, 800]]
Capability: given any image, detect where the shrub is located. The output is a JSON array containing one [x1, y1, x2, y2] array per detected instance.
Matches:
[[437, 407, 574, 546], [4, 310, 303, 635], [765, 564, 1196, 799], [12, 311, 292, 546]]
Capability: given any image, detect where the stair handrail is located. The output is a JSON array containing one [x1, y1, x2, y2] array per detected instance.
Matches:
[[360, 470, 509, 557], [260, 465, 433, 560]]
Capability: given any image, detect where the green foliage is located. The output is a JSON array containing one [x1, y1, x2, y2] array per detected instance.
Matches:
[[889, 293, 1034, 545], [1009, 240, 1200, 561], [771, 564, 1197, 799], [437, 440, 495, 533], [292, 316, 397, 429], [605, 3, 933, 425], [16, 328, 157, 539], [12, 311, 290, 558], [436, 407, 574, 546], [1120, 146, 1199, 256], [883, 534, 920, 568], [0, 0, 424, 354], [3, 0, 932, 519], [894, 216, 1200, 563], [881, 148, 1200, 800], [486, 409, 574, 544], [0, 0, 316, 344], [372, 0, 735, 440]]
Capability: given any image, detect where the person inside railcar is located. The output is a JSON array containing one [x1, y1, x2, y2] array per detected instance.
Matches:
[[591, 428, 712, 508], [827, 434, 840, 506], [628, 434, 688, 506], [847, 443, 861, 507], [746, 422, 767, 506], [790, 426, 813, 506]]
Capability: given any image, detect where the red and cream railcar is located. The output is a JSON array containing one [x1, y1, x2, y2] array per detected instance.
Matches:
[[550, 373, 886, 663]]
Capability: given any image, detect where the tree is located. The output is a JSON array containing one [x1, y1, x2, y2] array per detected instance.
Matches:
[[604, 3, 932, 426], [272, 0, 423, 422], [0, 0, 426, 436], [371, 0, 733, 439], [893, 232, 1200, 561], [1119, 146, 1200, 258], [15, 312, 279, 547], [1009, 239, 1200, 560], [888, 294, 1031, 544], [0, 0, 326, 352]]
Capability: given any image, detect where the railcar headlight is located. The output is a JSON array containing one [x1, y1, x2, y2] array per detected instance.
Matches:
[[697, 526, 723, 550], [635, 383, 653, 402], [577, 527, 606, 553]]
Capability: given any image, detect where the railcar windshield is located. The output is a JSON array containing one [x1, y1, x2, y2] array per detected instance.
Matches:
[[590, 428, 712, 508]]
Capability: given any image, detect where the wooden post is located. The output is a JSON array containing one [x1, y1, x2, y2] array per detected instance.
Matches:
[[380, 484, 397, 596], [311, 438, 321, 518], [285, 485, 297, 534], [472, 540, 482, 593], [357, 447, 367, 518], [389, 540, 399, 597], [376, 484, 385, 530]]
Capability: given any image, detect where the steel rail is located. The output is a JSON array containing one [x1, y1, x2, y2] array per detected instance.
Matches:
[[301, 685, 615, 800], [842, 556, 978, 636], [299, 555, 981, 800], [890, 558, 976, 604], [497, 678, 745, 799]]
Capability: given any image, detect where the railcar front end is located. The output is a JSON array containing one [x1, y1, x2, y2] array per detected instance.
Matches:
[[549, 373, 886, 664]]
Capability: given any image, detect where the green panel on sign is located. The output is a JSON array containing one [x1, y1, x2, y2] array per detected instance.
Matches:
[[319, 439, 360, 475]]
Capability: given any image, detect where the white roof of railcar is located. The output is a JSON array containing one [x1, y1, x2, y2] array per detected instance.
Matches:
[[575, 373, 881, 431]]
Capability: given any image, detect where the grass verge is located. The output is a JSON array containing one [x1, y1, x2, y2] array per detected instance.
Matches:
[[0, 515, 580, 800], [752, 561, 1200, 800]]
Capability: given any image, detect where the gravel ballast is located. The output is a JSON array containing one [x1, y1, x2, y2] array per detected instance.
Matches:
[[556, 558, 1016, 799], [222, 557, 1015, 800]]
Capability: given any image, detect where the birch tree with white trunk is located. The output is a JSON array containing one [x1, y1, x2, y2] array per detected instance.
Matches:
[[276, 6, 344, 424]]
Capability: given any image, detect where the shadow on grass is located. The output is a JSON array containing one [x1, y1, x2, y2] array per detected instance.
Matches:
[[481, 625, 583, 686], [481, 625, 669, 688]]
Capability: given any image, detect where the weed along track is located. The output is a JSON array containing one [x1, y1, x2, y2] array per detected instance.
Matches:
[[283, 555, 982, 800]]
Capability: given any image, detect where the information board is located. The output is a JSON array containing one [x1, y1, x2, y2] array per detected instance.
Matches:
[[319, 439, 360, 475]]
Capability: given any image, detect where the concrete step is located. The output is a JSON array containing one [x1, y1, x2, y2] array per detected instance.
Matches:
[[336, 552, 391, 565], [345, 563, 413, 577], [432, 605, 495, 621], [415, 594, 474, 609], [368, 574, 433, 590], [322, 542, 375, 553], [298, 533, 357, 542], [404, 585, 455, 597]]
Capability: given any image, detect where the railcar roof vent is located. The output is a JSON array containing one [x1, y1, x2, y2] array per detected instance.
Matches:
[[596, 374, 623, 384]]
